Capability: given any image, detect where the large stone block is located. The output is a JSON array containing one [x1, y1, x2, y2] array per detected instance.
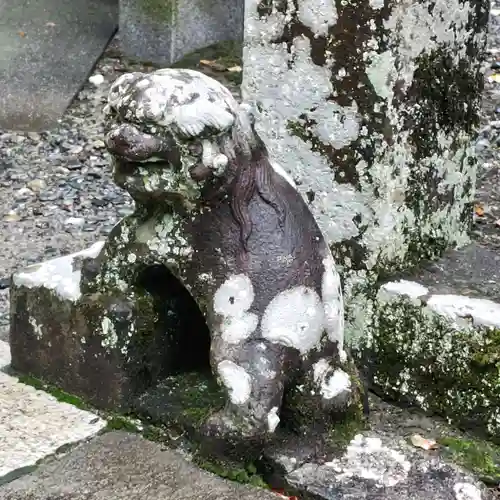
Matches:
[[243, 0, 488, 278], [118, 0, 244, 65], [242, 0, 490, 422], [9, 242, 208, 411], [348, 242, 500, 438]]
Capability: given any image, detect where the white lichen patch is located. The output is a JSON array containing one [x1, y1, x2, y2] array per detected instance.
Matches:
[[267, 406, 280, 433], [107, 69, 238, 138], [297, 0, 338, 37], [217, 360, 252, 405], [325, 434, 412, 487], [100, 316, 118, 350], [453, 482, 483, 500], [313, 359, 351, 399], [145, 213, 193, 259], [427, 295, 500, 329], [380, 280, 429, 300], [13, 241, 105, 302], [261, 286, 325, 354], [321, 253, 345, 356], [0, 340, 105, 479], [28, 317, 44, 340], [213, 274, 259, 343]]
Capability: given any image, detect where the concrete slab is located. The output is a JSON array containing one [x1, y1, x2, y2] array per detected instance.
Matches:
[[0, 431, 280, 499], [0, 340, 105, 483], [0, 0, 117, 131]]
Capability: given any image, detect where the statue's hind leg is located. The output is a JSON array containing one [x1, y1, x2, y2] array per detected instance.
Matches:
[[205, 337, 287, 439], [284, 346, 365, 434]]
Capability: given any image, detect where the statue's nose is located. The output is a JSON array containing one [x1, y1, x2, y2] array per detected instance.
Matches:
[[105, 124, 163, 162]]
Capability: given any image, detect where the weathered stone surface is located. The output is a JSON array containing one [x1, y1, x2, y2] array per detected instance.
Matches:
[[9, 242, 196, 411], [0, 431, 280, 499], [242, 0, 489, 421], [10, 67, 365, 444], [0, 0, 117, 131], [243, 0, 488, 276], [119, 0, 244, 65], [286, 432, 493, 500], [348, 241, 500, 438], [0, 340, 105, 483], [84, 68, 364, 441]]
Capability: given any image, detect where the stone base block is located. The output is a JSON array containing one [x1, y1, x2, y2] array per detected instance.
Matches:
[[118, 0, 244, 65], [347, 242, 500, 439], [0, 340, 106, 483], [8, 243, 182, 411]]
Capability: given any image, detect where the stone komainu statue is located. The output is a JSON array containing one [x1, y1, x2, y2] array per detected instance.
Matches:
[[84, 68, 363, 440]]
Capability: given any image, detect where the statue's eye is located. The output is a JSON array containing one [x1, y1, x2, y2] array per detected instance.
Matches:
[[187, 142, 203, 156]]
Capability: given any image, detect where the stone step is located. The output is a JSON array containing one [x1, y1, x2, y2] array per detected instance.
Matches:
[[0, 340, 105, 484], [0, 0, 117, 131], [0, 422, 494, 500], [349, 241, 500, 439], [0, 431, 279, 500]]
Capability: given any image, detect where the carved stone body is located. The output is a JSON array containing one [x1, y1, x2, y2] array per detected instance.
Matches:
[[81, 68, 362, 439]]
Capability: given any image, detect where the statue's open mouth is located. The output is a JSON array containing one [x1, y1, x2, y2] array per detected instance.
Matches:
[[105, 123, 180, 166]]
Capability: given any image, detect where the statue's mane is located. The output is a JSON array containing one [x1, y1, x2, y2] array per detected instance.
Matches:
[[228, 137, 291, 252], [106, 68, 296, 252]]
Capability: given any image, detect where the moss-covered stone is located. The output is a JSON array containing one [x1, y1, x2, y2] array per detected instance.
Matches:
[[16, 374, 90, 412], [138, 0, 176, 23], [347, 289, 500, 439], [281, 358, 367, 436], [438, 436, 500, 485], [133, 371, 225, 434], [195, 458, 269, 489], [105, 415, 141, 433]]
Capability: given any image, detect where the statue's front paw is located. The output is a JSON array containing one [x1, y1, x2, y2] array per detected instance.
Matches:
[[202, 409, 263, 441]]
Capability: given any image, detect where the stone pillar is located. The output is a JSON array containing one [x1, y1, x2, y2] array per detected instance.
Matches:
[[242, 0, 488, 334], [119, 0, 244, 65]]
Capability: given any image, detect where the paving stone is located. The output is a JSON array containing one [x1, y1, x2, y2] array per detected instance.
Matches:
[[0, 0, 117, 131], [286, 433, 492, 500], [0, 431, 280, 499], [0, 340, 105, 483]]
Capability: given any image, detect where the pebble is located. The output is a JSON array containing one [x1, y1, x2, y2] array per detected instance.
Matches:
[[89, 74, 105, 86], [64, 217, 85, 227], [27, 179, 47, 192]]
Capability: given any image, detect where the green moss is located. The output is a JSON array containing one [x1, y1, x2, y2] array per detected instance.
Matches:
[[138, 0, 176, 23], [17, 375, 89, 411], [195, 458, 269, 489], [363, 293, 500, 438], [438, 436, 500, 484], [106, 416, 141, 433], [326, 414, 368, 449], [168, 372, 225, 428]]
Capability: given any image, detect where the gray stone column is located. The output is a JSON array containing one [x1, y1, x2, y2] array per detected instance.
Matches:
[[119, 0, 244, 65], [242, 0, 489, 344]]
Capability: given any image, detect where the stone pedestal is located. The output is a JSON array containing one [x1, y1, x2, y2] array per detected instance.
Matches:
[[119, 0, 244, 65], [8, 242, 209, 411], [242, 0, 491, 432]]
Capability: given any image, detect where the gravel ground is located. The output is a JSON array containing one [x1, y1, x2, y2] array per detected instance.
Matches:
[[1, 12, 500, 339], [0, 36, 241, 341]]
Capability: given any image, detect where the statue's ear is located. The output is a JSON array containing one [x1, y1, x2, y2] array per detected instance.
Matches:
[[239, 102, 256, 126]]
